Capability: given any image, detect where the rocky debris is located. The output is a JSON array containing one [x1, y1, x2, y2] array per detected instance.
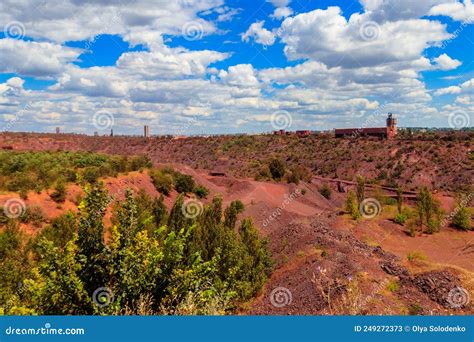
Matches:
[[412, 270, 462, 308], [380, 260, 410, 279], [372, 246, 400, 262]]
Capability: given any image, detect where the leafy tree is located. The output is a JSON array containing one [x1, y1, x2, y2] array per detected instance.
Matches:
[[109, 228, 163, 312], [356, 175, 365, 204], [224, 200, 245, 229], [0, 222, 30, 313], [238, 218, 272, 297], [416, 187, 442, 234], [167, 194, 189, 233], [346, 190, 360, 220], [1, 182, 273, 315], [153, 195, 168, 228], [25, 238, 90, 315], [76, 184, 110, 299], [30, 211, 76, 253], [114, 189, 139, 247]]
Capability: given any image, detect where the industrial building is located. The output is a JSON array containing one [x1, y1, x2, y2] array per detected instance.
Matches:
[[335, 113, 397, 139]]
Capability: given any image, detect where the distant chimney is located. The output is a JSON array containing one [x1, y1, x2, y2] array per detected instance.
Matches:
[[386, 113, 397, 139], [55, 127, 60, 134], [110, 129, 114, 137], [144, 125, 150, 138]]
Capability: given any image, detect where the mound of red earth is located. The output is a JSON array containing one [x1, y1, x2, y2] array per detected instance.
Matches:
[[246, 211, 473, 315]]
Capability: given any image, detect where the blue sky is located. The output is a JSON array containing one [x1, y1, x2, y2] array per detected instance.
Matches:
[[0, 0, 473, 135]]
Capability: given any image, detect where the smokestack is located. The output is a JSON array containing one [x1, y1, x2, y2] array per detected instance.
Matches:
[[55, 127, 60, 134], [144, 125, 150, 138]]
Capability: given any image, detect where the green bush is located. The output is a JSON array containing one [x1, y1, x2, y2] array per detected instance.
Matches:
[[149, 169, 174, 196], [319, 184, 332, 199], [394, 213, 407, 225], [346, 190, 360, 220], [0, 151, 148, 194], [4, 185, 272, 315], [50, 181, 66, 203], [175, 173, 195, 193], [416, 187, 442, 234], [19, 205, 45, 227], [19, 189, 28, 200], [452, 206, 472, 231], [194, 185, 209, 199], [82, 167, 100, 184], [268, 159, 285, 180]]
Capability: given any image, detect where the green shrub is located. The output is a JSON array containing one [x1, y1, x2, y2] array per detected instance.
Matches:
[[19, 189, 28, 200], [407, 251, 427, 262], [383, 197, 397, 205], [194, 185, 209, 199], [128, 155, 152, 171], [175, 173, 195, 193], [319, 184, 332, 199], [286, 172, 300, 184], [416, 187, 442, 234], [50, 181, 66, 203], [394, 213, 407, 225], [82, 166, 100, 184], [408, 303, 423, 315], [19, 205, 45, 227], [268, 159, 285, 180], [149, 169, 173, 196], [452, 206, 472, 231], [346, 190, 360, 220], [387, 281, 399, 292], [255, 165, 271, 181]]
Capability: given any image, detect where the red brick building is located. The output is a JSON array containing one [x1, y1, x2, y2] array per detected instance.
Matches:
[[295, 130, 311, 136], [335, 113, 397, 139]]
